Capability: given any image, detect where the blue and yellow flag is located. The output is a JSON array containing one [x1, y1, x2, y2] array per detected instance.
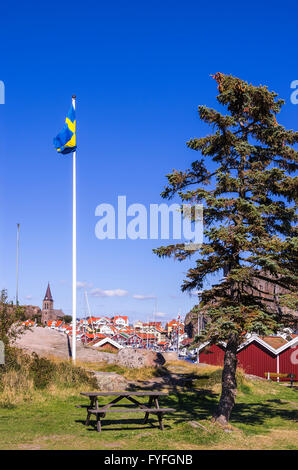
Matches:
[[53, 104, 76, 154]]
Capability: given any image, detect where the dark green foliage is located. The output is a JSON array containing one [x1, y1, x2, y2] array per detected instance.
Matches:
[[56, 361, 97, 388], [30, 353, 56, 389], [29, 353, 96, 389], [154, 73, 298, 422], [0, 290, 25, 347], [0, 346, 22, 376], [154, 73, 297, 342], [62, 315, 72, 324], [0, 348, 97, 391], [32, 313, 42, 325]]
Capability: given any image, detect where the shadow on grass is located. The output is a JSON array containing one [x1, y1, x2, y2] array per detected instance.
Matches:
[[230, 400, 298, 426], [75, 388, 219, 433], [75, 392, 297, 433], [75, 418, 170, 432], [164, 393, 298, 427], [126, 370, 219, 412], [75, 366, 298, 433], [167, 393, 298, 427]]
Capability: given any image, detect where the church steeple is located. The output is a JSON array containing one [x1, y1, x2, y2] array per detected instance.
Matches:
[[44, 282, 53, 302], [43, 283, 53, 311]]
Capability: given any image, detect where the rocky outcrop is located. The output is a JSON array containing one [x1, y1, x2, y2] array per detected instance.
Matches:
[[0, 304, 42, 322], [15, 327, 119, 363], [88, 370, 128, 391], [93, 351, 118, 364], [116, 348, 166, 368], [163, 351, 178, 362], [22, 305, 42, 321], [184, 310, 198, 339]]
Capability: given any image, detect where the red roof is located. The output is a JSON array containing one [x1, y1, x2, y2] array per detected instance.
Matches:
[[154, 326, 165, 332], [137, 333, 156, 340], [22, 320, 35, 326], [88, 317, 101, 323], [113, 315, 128, 322], [88, 335, 109, 346]]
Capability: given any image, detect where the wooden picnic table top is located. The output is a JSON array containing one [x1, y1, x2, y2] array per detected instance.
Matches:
[[80, 391, 168, 397]]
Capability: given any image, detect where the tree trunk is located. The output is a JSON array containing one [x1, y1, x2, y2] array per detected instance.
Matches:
[[213, 334, 238, 426]]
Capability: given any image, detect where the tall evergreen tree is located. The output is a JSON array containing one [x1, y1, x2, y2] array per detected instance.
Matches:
[[154, 73, 298, 425]]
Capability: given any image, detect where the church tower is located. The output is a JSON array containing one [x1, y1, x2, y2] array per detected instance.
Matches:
[[43, 283, 53, 312], [41, 283, 64, 325]]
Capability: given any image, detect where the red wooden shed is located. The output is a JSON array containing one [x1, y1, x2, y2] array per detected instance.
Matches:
[[198, 335, 298, 381]]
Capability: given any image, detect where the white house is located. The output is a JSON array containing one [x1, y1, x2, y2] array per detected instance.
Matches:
[[113, 315, 129, 328], [99, 324, 117, 336]]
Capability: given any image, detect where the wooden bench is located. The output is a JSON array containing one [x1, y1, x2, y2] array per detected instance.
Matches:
[[77, 391, 176, 432], [265, 372, 296, 386]]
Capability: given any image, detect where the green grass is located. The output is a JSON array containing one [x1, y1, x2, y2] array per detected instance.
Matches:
[[0, 363, 297, 450], [76, 361, 170, 381]]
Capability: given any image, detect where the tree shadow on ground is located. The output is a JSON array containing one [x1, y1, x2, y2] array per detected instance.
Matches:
[[75, 392, 297, 433], [163, 393, 298, 427], [230, 400, 298, 426], [76, 363, 298, 432], [126, 366, 298, 427], [162, 389, 219, 422], [75, 417, 170, 432], [126, 371, 216, 411]]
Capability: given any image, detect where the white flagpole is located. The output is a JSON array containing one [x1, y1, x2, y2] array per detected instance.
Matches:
[[72, 94, 77, 362], [16, 223, 20, 305], [177, 311, 180, 357]]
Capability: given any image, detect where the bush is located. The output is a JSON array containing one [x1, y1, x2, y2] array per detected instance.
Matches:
[[54, 361, 97, 388], [0, 348, 97, 407], [0, 348, 34, 408], [30, 353, 56, 389], [28, 353, 97, 390]]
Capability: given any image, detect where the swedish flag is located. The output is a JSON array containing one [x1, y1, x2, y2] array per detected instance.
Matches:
[[53, 104, 76, 154]]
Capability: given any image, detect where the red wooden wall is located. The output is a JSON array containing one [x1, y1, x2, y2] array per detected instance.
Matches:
[[237, 341, 276, 377], [198, 344, 225, 366], [199, 340, 298, 380], [279, 345, 298, 380]]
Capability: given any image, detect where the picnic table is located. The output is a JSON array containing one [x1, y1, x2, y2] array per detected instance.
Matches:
[[77, 391, 175, 432]]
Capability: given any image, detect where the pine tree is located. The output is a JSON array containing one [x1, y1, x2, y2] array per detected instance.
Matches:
[[154, 73, 298, 425]]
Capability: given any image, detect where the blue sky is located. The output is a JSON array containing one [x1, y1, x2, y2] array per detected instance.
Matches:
[[0, 0, 297, 323]]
